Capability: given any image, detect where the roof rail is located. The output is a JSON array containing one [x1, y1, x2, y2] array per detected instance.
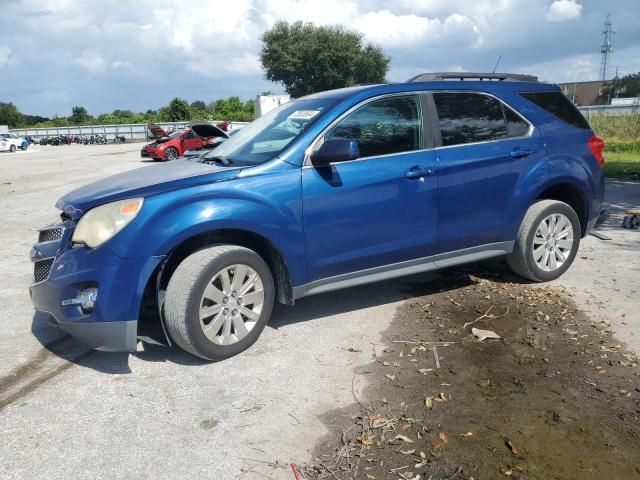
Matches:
[[407, 72, 539, 83]]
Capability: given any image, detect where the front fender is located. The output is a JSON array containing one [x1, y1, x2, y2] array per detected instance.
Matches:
[[108, 165, 306, 285]]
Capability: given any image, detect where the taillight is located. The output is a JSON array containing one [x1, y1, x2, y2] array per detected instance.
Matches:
[[588, 135, 605, 168]]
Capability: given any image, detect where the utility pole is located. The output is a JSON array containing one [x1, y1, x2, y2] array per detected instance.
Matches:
[[599, 14, 615, 81]]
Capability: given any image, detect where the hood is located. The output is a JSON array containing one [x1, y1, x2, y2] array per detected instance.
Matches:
[[57, 158, 241, 216], [148, 123, 172, 140], [191, 122, 229, 139]]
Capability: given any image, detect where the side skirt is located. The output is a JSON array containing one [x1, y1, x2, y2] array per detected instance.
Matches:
[[292, 241, 514, 300]]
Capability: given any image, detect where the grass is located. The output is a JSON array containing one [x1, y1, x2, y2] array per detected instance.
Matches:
[[604, 150, 640, 179]]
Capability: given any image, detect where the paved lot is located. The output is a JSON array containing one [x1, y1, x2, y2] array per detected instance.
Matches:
[[0, 144, 637, 479]]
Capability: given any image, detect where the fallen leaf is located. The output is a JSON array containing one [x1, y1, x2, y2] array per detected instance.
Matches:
[[358, 435, 375, 446], [501, 467, 513, 476], [438, 432, 448, 445], [505, 439, 519, 456], [395, 434, 414, 443], [385, 374, 396, 380], [399, 449, 416, 455], [425, 397, 433, 410], [458, 432, 474, 438]]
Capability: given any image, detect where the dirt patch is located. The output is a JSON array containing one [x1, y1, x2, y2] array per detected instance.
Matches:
[[302, 266, 640, 480]]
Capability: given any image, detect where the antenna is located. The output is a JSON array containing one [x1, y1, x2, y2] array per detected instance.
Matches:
[[599, 14, 615, 81], [492, 54, 502, 74]]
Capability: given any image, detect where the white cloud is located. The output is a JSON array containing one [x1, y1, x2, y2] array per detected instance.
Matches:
[[75, 50, 107, 74], [546, 0, 582, 22], [0, 46, 14, 67]]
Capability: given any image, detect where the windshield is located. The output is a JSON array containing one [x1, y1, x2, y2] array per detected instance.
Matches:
[[203, 98, 337, 165]]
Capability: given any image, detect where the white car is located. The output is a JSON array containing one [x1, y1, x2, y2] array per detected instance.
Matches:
[[0, 133, 26, 152]]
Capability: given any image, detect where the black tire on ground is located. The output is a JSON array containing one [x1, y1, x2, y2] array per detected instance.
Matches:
[[507, 199, 581, 282], [163, 147, 179, 161], [9, 145, 16, 152], [164, 245, 275, 361]]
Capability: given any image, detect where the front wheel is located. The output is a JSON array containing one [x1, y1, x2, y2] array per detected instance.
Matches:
[[9, 144, 16, 152], [164, 245, 275, 360], [507, 200, 581, 282], [163, 147, 179, 161]]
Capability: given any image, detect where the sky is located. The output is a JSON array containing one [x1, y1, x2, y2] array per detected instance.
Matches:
[[1, 0, 639, 117]]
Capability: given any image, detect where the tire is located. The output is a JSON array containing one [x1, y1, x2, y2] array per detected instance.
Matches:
[[163, 147, 179, 161], [507, 200, 581, 282], [9, 145, 16, 153], [164, 245, 275, 360]]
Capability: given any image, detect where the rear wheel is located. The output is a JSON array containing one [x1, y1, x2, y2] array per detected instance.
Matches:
[[507, 200, 580, 282], [163, 147, 179, 161], [164, 245, 275, 360]]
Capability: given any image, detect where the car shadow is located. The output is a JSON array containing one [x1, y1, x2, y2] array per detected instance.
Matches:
[[31, 260, 517, 372]]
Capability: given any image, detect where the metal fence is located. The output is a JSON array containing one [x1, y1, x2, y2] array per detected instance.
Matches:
[[10, 121, 249, 141], [578, 104, 640, 120]]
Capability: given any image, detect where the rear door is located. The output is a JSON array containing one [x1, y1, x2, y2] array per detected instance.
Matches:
[[432, 91, 546, 256], [302, 94, 438, 285]]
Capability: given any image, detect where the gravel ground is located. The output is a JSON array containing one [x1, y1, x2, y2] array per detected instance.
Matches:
[[0, 144, 637, 479]]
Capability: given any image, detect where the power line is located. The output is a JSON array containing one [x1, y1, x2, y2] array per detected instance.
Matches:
[[599, 13, 615, 81]]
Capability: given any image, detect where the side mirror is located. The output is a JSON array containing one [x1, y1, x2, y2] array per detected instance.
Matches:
[[310, 138, 359, 167]]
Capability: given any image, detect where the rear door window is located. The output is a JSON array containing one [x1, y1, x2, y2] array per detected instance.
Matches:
[[434, 92, 506, 146], [520, 91, 590, 130], [433, 92, 531, 146], [325, 95, 422, 159]]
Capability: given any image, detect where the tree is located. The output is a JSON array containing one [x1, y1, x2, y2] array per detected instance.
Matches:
[[260, 21, 389, 97], [612, 73, 640, 98], [210, 96, 255, 121], [0, 102, 25, 128], [190, 100, 207, 111], [159, 97, 192, 121], [69, 106, 90, 125]]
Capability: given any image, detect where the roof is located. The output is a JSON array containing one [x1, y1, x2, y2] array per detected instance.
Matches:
[[302, 78, 559, 102]]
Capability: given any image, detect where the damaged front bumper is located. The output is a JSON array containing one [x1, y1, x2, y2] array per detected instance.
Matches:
[[29, 222, 164, 352]]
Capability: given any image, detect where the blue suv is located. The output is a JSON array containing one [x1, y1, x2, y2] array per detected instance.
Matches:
[[29, 72, 605, 360]]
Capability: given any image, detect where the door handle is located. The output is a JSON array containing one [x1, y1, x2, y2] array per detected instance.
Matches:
[[510, 147, 533, 158], [405, 166, 433, 179]]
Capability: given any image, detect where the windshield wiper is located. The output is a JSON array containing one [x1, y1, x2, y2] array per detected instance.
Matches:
[[200, 155, 232, 166]]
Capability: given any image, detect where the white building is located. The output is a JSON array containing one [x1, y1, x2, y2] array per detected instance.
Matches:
[[254, 95, 291, 118]]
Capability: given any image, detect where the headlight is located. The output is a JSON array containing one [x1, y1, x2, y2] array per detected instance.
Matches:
[[71, 198, 143, 248]]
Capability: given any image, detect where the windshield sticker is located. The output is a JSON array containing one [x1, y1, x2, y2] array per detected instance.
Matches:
[[288, 110, 320, 121]]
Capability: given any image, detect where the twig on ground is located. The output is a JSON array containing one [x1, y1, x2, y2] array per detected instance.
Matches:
[[313, 456, 341, 480], [433, 345, 441, 369], [391, 341, 458, 346], [352, 373, 373, 413], [463, 305, 510, 329]]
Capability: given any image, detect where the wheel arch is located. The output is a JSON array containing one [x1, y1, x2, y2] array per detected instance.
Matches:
[[535, 181, 588, 237]]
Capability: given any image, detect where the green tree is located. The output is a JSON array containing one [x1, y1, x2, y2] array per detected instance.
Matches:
[[190, 100, 207, 111], [0, 102, 25, 128], [69, 106, 90, 125], [260, 21, 389, 97], [612, 73, 640, 98], [210, 96, 254, 121], [159, 97, 192, 121]]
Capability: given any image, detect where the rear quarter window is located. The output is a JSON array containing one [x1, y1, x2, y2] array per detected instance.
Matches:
[[520, 91, 590, 130]]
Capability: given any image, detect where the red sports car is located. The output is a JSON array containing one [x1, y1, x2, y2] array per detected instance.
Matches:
[[141, 121, 230, 161]]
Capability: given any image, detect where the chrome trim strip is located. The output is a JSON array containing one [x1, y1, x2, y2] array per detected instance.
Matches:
[[292, 241, 514, 299]]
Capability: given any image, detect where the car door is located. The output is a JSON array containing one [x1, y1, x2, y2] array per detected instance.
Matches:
[[181, 130, 201, 152], [431, 91, 546, 257], [301, 94, 438, 288]]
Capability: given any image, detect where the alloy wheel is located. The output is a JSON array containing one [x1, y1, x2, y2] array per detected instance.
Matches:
[[199, 264, 265, 345], [532, 213, 574, 272]]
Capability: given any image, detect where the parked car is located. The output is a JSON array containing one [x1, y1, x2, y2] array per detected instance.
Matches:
[[141, 122, 230, 161], [0, 133, 27, 152], [30, 72, 605, 360]]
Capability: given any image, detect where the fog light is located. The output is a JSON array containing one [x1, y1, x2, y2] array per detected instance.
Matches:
[[62, 287, 98, 313]]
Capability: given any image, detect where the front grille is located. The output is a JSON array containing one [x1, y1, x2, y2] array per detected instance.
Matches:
[[34, 258, 54, 284], [38, 227, 63, 243]]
